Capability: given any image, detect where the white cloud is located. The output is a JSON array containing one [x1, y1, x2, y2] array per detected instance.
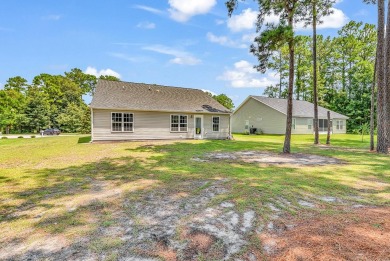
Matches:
[[226, 7, 347, 33], [264, 13, 280, 25], [317, 8, 349, 29], [218, 60, 278, 88], [85, 67, 121, 79], [41, 14, 61, 21], [227, 8, 280, 32], [206, 32, 246, 48], [227, 8, 257, 32], [143, 45, 201, 65], [170, 56, 201, 65], [168, 0, 217, 22], [241, 33, 257, 43], [136, 21, 156, 29], [201, 89, 217, 96], [296, 8, 348, 30], [133, 5, 164, 15]]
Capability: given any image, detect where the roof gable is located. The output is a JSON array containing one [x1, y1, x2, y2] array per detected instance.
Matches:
[[90, 80, 231, 114], [237, 96, 348, 119]]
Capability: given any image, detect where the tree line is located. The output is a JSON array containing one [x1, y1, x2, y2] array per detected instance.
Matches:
[[0, 69, 234, 135], [263, 21, 376, 134], [0, 69, 119, 134], [227, 0, 388, 154]]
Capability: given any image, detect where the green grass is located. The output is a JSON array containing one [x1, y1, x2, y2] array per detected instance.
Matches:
[[0, 134, 389, 248]]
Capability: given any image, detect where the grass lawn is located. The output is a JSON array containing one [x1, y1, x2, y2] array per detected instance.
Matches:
[[0, 134, 389, 260]]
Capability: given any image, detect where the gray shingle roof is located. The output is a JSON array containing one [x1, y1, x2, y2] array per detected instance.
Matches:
[[249, 96, 348, 119], [90, 80, 231, 114]]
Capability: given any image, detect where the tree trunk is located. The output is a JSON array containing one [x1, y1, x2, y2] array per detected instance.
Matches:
[[279, 50, 282, 98], [385, 0, 390, 148], [326, 111, 331, 145], [296, 54, 301, 100], [370, 56, 377, 151], [313, 1, 319, 145], [283, 11, 295, 154], [376, 0, 387, 153]]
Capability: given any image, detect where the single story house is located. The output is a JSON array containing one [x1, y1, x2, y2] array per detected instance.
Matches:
[[232, 96, 348, 134], [90, 80, 231, 141]]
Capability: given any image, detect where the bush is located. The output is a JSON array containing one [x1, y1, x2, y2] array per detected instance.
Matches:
[[1, 137, 8, 139], [18, 136, 23, 138], [255, 129, 264, 135], [31, 135, 36, 138]]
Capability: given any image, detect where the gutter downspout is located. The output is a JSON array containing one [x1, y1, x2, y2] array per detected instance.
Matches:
[[90, 107, 94, 142], [229, 112, 232, 140]]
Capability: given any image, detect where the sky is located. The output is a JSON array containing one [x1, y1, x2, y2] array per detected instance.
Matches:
[[0, 0, 377, 106]]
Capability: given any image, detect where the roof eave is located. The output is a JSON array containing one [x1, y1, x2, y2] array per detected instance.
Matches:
[[90, 106, 231, 114]]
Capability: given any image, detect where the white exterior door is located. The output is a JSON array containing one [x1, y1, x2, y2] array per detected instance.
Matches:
[[194, 115, 203, 139]]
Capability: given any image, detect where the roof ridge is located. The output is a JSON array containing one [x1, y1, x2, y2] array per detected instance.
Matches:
[[98, 79, 204, 92], [248, 95, 348, 119]]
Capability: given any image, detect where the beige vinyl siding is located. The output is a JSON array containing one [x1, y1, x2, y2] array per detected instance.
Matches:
[[333, 119, 347, 134], [293, 117, 313, 134], [203, 114, 230, 139], [232, 98, 286, 134], [92, 109, 229, 141], [93, 109, 194, 141]]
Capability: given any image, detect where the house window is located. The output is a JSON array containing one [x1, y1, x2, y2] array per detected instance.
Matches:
[[336, 120, 343, 130], [319, 119, 329, 132], [308, 119, 312, 130], [245, 120, 249, 130], [171, 115, 187, 132], [111, 112, 133, 132], [212, 116, 220, 132], [292, 118, 296, 130]]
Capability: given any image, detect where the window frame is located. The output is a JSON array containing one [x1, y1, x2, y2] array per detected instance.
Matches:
[[111, 112, 134, 133], [336, 120, 343, 130], [212, 116, 220, 132], [292, 118, 296, 130], [308, 119, 312, 130], [245, 120, 249, 130], [170, 114, 188, 132]]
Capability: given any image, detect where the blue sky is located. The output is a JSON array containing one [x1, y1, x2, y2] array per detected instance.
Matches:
[[0, 0, 376, 106]]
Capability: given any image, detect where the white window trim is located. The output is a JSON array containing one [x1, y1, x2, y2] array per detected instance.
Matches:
[[336, 120, 343, 130], [170, 114, 188, 133], [111, 112, 134, 133], [245, 120, 249, 130], [307, 119, 312, 130], [212, 116, 220, 132]]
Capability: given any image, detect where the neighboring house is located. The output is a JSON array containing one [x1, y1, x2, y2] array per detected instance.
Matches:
[[90, 80, 231, 141], [232, 96, 348, 134]]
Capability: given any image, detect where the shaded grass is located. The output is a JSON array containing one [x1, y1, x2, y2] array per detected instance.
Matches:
[[0, 134, 389, 257]]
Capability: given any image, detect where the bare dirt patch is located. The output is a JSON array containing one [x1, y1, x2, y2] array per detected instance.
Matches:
[[260, 207, 390, 260], [122, 179, 257, 260], [193, 151, 343, 166], [2, 179, 260, 260]]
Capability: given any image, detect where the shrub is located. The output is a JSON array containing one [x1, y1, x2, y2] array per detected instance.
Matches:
[[31, 135, 36, 138], [255, 129, 264, 135], [18, 136, 24, 138], [1, 137, 8, 139]]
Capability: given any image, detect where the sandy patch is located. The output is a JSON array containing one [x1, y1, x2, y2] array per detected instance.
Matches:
[[193, 151, 344, 166]]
